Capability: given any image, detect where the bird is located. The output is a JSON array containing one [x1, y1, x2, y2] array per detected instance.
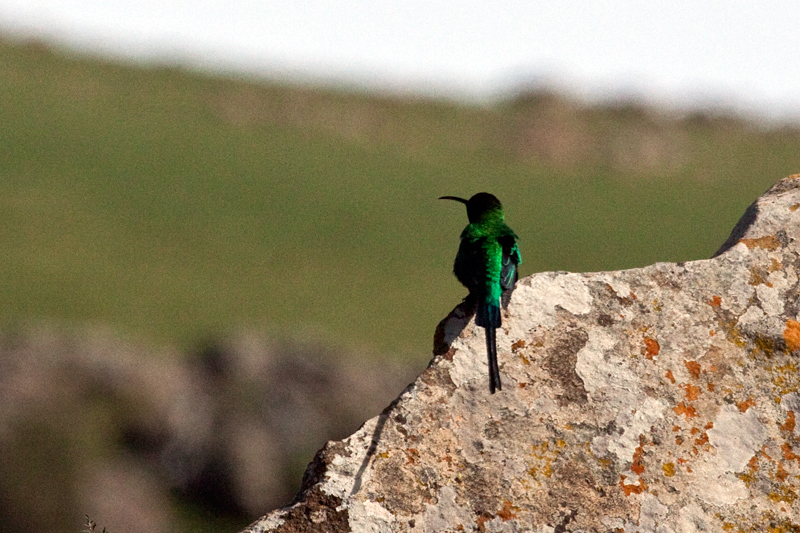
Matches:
[[440, 192, 521, 394]]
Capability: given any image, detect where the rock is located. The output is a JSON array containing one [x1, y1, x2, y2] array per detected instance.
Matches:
[[0, 328, 414, 531], [243, 175, 800, 532]]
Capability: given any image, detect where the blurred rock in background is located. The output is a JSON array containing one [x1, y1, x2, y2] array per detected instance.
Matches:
[[0, 325, 416, 532]]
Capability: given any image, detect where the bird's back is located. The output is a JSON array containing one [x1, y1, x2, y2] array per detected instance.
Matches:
[[454, 221, 519, 303]]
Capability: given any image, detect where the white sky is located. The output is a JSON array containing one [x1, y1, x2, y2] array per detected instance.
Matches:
[[1, 1, 799, 120]]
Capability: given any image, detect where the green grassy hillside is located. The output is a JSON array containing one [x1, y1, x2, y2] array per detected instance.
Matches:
[[1, 39, 798, 358]]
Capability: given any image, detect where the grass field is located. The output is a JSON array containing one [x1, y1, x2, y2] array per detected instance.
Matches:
[[1, 38, 798, 360]]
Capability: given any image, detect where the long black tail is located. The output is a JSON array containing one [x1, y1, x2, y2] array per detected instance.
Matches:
[[486, 326, 501, 393], [477, 302, 502, 394]]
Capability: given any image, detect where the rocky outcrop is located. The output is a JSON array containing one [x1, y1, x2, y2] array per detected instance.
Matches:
[[244, 175, 800, 532]]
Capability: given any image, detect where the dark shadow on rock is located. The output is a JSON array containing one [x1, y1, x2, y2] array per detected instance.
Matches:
[[713, 199, 759, 257], [433, 297, 475, 356], [350, 410, 389, 496], [433, 289, 516, 357], [349, 370, 423, 496]]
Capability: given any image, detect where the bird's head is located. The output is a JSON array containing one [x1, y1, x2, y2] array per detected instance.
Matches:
[[439, 192, 504, 223]]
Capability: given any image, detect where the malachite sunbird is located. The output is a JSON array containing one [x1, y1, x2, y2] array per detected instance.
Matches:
[[440, 193, 521, 394]]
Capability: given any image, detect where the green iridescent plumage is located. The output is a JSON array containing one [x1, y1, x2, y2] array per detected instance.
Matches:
[[440, 192, 521, 393]]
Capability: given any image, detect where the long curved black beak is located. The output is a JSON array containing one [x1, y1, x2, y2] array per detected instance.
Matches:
[[439, 196, 468, 204]]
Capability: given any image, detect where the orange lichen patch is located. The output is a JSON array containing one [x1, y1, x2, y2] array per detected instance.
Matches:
[[511, 339, 526, 352], [737, 397, 756, 412], [681, 383, 701, 401], [684, 360, 702, 379], [404, 448, 420, 465], [619, 475, 647, 496], [677, 458, 688, 465], [694, 432, 709, 447], [776, 461, 790, 482], [643, 337, 660, 359], [526, 464, 552, 479], [769, 258, 783, 272], [760, 445, 773, 462], [665, 370, 676, 383], [662, 462, 676, 477], [780, 411, 796, 433], [768, 486, 798, 504], [675, 435, 684, 445], [518, 353, 531, 365], [749, 268, 774, 287], [754, 334, 782, 357], [771, 362, 800, 394], [709, 295, 722, 307], [727, 326, 748, 347], [791, 203, 800, 212], [674, 402, 698, 419], [738, 471, 757, 486], [496, 501, 519, 521], [781, 443, 800, 464], [527, 440, 565, 481], [631, 445, 645, 475], [783, 320, 800, 352], [766, 518, 800, 532], [707, 382, 716, 392], [738, 235, 781, 250]]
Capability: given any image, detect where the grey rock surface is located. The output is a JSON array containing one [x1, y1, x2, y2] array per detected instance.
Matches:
[[243, 175, 800, 533]]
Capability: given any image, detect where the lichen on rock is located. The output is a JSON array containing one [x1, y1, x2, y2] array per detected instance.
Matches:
[[244, 175, 800, 533]]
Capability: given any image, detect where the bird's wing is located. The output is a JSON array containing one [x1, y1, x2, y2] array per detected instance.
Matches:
[[454, 234, 491, 289], [498, 233, 520, 290]]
